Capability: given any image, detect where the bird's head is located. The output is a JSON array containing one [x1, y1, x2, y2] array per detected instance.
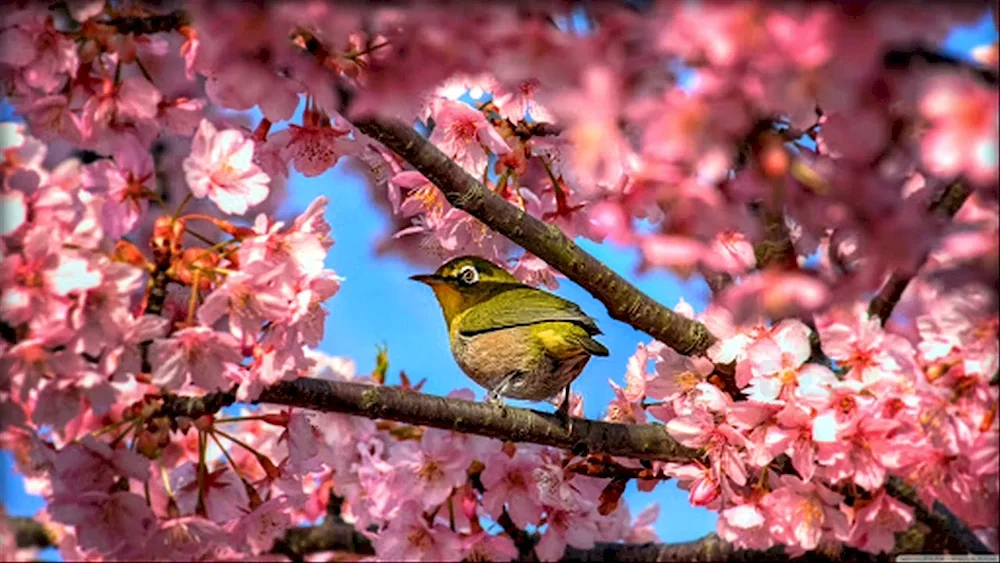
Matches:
[[410, 256, 520, 328]]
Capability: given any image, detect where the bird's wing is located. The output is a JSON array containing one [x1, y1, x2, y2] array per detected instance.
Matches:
[[457, 287, 602, 337]]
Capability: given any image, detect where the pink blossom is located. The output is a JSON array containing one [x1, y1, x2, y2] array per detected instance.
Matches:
[[373, 500, 463, 562], [230, 496, 296, 553], [0, 229, 100, 334], [102, 314, 170, 381], [51, 435, 149, 495], [197, 261, 296, 342], [49, 491, 156, 556], [625, 504, 661, 544], [663, 462, 722, 508], [705, 230, 757, 275], [587, 200, 634, 245], [0, 11, 79, 93], [817, 304, 917, 386], [814, 414, 903, 491], [480, 450, 544, 528], [149, 327, 243, 391], [284, 103, 356, 178], [81, 141, 156, 240], [536, 507, 600, 562], [145, 517, 232, 561], [283, 411, 325, 475], [645, 347, 714, 403], [918, 74, 998, 185], [762, 475, 850, 554], [428, 99, 511, 177], [917, 287, 999, 380], [742, 319, 813, 402], [718, 499, 776, 551], [717, 271, 830, 324], [69, 258, 145, 358], [763, 404, 819, 481], [461, 531, 519, 562], [640, 234, 707, 278], [239, 197, 334, 279], [388, 428, 472, 510], [493, 78, 551, 123], [847, 491, 914, 553], [665, 401, 749, 487], [171, 463, 250, 524], [183, 119, 271, 214]]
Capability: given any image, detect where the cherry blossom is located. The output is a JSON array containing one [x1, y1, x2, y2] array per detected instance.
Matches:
[[183, 119, 271, 214], [0, 2, 997, 561]]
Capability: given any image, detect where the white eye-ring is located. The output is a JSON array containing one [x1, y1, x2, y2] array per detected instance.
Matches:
[[458, 265, 479, 285]]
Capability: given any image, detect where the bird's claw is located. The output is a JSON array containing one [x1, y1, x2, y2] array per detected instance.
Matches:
[[555, 394, 573, 431]]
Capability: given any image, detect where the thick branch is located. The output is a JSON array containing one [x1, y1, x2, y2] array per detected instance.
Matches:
[[253, 378, 700, 461], [351, 117, 718, 358], [9, 516, 54, 550], [752, 204, 798, 271], [885, 477, 993, 554], [884, 44, 999, 85], [271, 519, 374, 560], [868, 182, 972, 324], [105, 10, 190, 34]]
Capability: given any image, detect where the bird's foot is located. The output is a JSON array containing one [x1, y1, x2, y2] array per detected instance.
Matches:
[[555, 387, 573, 431], [486, 388, 508, 410]]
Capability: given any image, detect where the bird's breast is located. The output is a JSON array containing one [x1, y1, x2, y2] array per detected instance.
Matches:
[[450, 326, 589, 402]]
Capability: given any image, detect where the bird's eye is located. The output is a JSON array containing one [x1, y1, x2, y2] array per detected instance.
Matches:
[[458, 265, 479, 285]]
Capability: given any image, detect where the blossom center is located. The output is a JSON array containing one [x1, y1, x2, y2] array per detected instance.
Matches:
[[449, 119, 477, 143], [418, 459, 444, 482]]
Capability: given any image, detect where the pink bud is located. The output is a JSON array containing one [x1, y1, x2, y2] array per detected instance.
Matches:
[[689, 476, 720, 506]]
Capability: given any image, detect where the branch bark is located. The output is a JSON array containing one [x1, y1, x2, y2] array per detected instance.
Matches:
[[351, 116, 719, 358], [253, 378, 701, 461], [4, 514, 899, 562], [868, 182, 972, 324], [8, 516, 54, 550], [751, 204, 798, 271]]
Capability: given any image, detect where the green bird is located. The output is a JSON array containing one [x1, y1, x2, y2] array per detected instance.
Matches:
[[410, 256, 609, 418]]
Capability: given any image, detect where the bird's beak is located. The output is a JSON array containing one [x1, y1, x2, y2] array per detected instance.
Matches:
[[409, 274, 443, 285]]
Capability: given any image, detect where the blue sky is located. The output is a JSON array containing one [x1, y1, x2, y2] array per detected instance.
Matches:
[[2, 10, 996, 559]]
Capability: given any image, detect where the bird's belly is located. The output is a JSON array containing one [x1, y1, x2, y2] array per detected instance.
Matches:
[[452, 328, 588, 402]]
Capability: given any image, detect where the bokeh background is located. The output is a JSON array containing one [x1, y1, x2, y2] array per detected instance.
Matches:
[[1, 10, 996, 561]]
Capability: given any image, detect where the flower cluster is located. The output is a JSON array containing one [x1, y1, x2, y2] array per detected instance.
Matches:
[[0, 1, 997, 561], [609, 300, 998, 554]]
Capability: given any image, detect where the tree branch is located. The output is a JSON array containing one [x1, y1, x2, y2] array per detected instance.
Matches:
[[751, 204, 798, 271], [351, 117, 719, 358], [270, 518, 375, 560], [868, 182, 972, 325], [885, 477, 993, 554], [105, 10, 191, 34], [8, 516, 54, 550], [253, 378, 701, 462], [884, 44, 999, 86]]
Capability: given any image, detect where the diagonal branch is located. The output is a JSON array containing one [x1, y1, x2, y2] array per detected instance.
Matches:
[[351, 117, 719, 358], [868, 182, 972, 325], [884, 44, 999, 86]]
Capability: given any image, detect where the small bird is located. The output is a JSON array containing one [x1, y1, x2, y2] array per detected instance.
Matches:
[[410, 256, 609, 419]]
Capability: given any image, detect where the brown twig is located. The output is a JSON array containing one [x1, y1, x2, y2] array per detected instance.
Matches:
[[868, 182, 972, 325]]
